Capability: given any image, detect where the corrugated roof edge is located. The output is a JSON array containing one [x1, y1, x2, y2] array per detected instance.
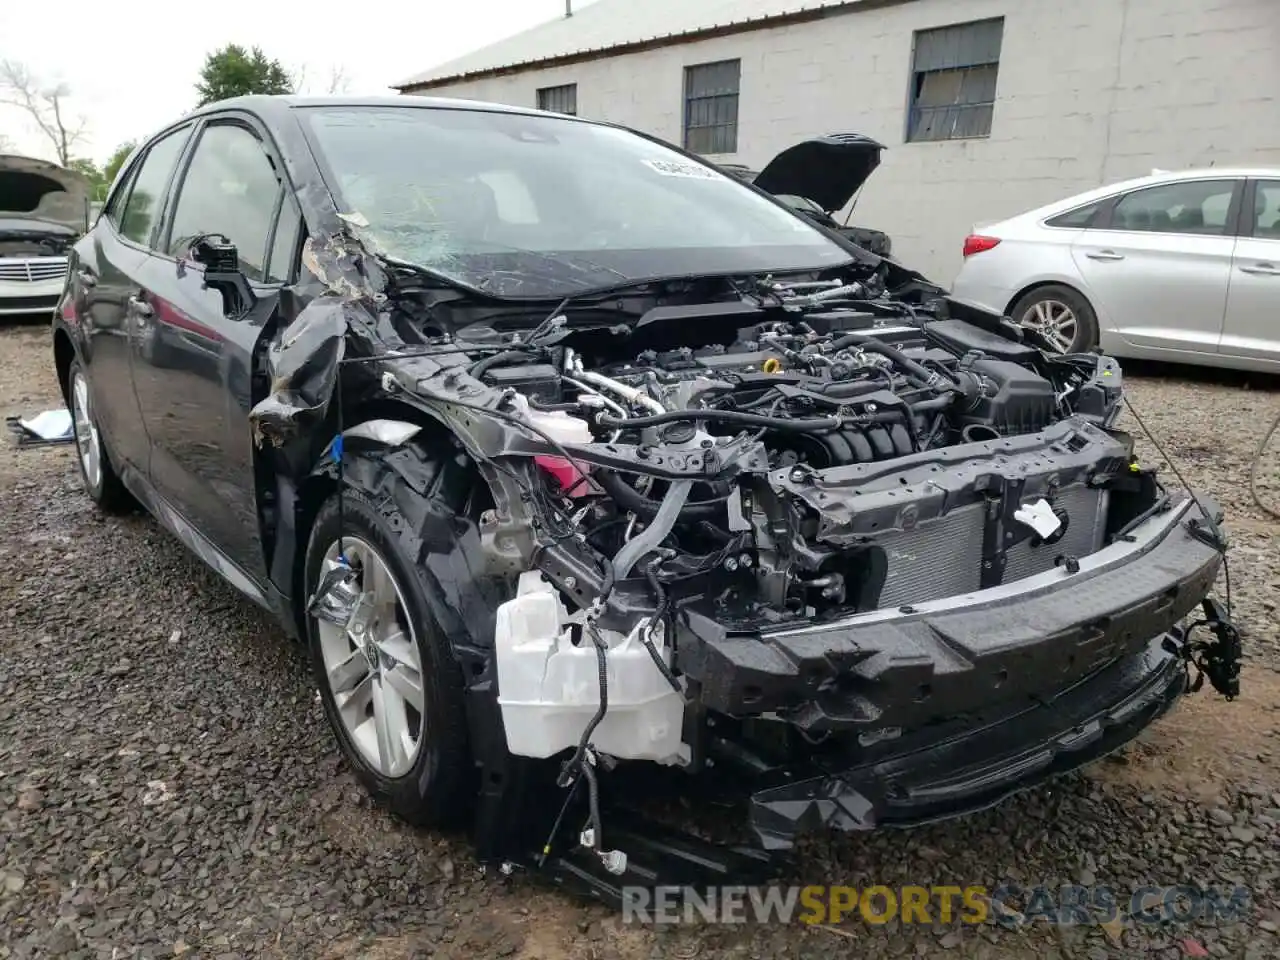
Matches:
[[394, 0, 878, 91]]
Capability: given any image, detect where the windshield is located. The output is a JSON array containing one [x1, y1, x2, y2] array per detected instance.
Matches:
[[299, 105, 850, 298]]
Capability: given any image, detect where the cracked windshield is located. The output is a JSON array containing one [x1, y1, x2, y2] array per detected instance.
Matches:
[[301, 105, 847, 296]]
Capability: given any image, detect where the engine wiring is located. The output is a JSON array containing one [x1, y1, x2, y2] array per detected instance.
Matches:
[[1122, 395, 1232, 619], [1249, 404, 1280, 522]]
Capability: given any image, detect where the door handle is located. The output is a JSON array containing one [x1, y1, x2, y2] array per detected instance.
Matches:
[[1239, 262, 1280, 276], [1085, 250, 1126, 261], [77, 269, 97, 288], [128, 295, 154, 318]]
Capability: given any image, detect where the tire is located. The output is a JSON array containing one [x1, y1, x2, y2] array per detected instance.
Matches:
[[67, 360, 134, 513], [1009, 284, 1100, 354], [304, 456, 474, 827]]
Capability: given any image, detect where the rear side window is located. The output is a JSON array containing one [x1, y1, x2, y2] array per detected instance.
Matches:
[[166, 124, 283, 281], [119, 128, 191, 247], [104, 163, 139, 231], [1045, 199, 1106, 229], [1110, 179, 1237, 236], [1250, 181, 1280, 240]]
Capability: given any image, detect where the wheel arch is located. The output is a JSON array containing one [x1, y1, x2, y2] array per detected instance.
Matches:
[[279, 400, 468, 639], [53, 325, 77, 405], [1003, 278, 1095, 318]]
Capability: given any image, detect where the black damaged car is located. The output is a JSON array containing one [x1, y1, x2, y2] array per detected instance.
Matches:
[[53, 96, 1240, 901]]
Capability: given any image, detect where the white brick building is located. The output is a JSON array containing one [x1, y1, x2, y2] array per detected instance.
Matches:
[[397, 0, 1280, 285]]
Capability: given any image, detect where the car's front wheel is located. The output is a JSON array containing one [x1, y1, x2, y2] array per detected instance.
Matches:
[[67, 360, 133, 513], [304, 468, 474, 827], [1010, 284, 1099, 353]]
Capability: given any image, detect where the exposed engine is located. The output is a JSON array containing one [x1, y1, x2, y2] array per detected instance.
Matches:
[[0, 229, 75, 258], [461, 290, 1124, 621]]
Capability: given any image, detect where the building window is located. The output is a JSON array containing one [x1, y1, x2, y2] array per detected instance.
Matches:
[[684, 59, 740, 155], [907, 18, 1003, 142], [537, 84, 577, 115]]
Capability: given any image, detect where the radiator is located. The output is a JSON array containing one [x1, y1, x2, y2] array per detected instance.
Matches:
[[877, 484, 1110, 608]]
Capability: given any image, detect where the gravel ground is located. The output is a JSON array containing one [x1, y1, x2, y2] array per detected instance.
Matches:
[[1, 320, 1279, 960]]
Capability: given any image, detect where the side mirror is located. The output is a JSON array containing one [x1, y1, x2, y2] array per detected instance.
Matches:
[[190, 234, 256, 318]]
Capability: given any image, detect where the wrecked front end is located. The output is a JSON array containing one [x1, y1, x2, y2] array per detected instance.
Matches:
[[255, 229, 1239, 895]]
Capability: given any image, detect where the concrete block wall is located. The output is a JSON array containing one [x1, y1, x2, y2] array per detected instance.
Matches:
[[414, 0, 1280, 287]]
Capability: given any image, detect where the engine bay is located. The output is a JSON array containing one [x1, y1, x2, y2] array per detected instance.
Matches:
[[442, 280, 1131, 625]]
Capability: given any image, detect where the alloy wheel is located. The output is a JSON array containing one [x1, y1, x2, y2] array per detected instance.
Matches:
[[71, 370, 102, 491], [1020, 299, 1077, 353], [315, 536, 426, 779]]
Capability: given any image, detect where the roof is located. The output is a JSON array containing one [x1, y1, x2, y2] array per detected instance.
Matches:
[[396, 0, 866, 89], [992, 167, 1280, 225], [190, 93, 555, 118]]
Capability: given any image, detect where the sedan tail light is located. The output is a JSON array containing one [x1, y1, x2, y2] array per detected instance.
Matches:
[[962, 234, 1002, 257]]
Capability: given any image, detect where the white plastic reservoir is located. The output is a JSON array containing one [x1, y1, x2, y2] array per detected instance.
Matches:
[[494, 571, 689, 764]]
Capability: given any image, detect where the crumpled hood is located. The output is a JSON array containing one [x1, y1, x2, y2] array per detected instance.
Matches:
[[751, 134, 885, 214], [0, 154, 90, 232]]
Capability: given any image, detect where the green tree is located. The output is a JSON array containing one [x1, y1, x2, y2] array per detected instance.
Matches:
[[194, 44, 293, 107], [102, 141, 136, 188], [67, 157, 108, 201]]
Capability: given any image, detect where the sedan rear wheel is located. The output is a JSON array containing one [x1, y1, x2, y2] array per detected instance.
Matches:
[[1010, 284, 1099, 354], [67, 360, 133, 513]]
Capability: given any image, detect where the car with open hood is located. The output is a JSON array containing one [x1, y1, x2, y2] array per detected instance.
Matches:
[[51, 96, 1240, 903], [719, 133, 892, 257], [1, 155, 90, 317]]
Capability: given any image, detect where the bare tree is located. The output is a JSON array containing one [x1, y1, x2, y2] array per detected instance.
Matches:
[[0, 60, 88, 166], [326, 65, 351, 95], [291, 62, 352, 95]]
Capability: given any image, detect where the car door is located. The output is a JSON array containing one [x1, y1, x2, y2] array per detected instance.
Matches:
[[80, 126, 192, 472], [129, 115, 302, 583], [1220, 179, 1280, 364], [1070, 178, 1242, 355]]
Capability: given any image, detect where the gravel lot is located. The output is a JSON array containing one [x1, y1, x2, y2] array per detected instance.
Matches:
[[2, 320, 1279, 960]]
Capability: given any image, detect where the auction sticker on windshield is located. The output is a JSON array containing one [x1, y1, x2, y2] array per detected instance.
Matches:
[[643, 158, 723, 180]]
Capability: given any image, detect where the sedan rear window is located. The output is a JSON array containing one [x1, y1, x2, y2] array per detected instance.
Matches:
[[298, 106, 849, 298], [1044, 199, 1106, 229]]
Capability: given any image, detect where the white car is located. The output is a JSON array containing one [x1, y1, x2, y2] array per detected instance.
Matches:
[[1, 155, 90, 318], [950, 168, 1280, 372]]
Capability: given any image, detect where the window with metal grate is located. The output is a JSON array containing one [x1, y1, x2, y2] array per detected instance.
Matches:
[[536, 83, 578, 116], [683, 59, 740, 155], [907, 18, 1003, 143]]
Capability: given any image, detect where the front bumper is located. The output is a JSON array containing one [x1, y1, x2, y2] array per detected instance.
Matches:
[[681, 496, 1222, 734], [677, 495, 1227, 851], [748, 631, 1186, 849], [0, 264, 67, 315], [0, 291, 60, 315]]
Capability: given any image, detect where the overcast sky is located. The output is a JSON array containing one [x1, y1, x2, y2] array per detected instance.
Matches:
[[0, 0, 599, 166]]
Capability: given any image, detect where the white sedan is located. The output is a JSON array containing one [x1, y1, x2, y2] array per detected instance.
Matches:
[[1, 155, 89, 319], [950, 168, 1280, 372]]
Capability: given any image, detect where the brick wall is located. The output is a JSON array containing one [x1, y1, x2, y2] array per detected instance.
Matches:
[[414, 0, 1280, 285]]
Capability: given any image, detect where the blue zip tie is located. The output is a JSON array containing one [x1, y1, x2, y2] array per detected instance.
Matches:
[[332, 433, 348, 565]]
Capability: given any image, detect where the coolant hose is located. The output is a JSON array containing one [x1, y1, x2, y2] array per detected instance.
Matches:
[[827, 333, 962, 390], [612, 479, 692, 579], [596, 469, 728, 521], [468, 349, 537, 379]]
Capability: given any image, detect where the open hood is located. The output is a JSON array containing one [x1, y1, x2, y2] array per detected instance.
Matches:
[[751, 134, 884, 214], [0, 155, 91, 233]]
